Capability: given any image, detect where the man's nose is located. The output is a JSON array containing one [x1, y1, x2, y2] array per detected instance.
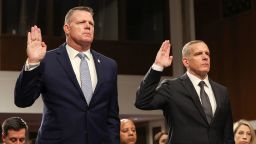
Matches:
[[85, 21, 89, 26], [202, 54, 209, 59]]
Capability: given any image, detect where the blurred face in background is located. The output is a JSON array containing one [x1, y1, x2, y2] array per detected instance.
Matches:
[[159, 134, 168, 144], [234, 124, 252, 144], [120, 119, 137, 144], [2, 129, 26, 144]]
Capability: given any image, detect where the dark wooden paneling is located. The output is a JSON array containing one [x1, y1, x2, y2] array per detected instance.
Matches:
[[0, 36, 27, 70]]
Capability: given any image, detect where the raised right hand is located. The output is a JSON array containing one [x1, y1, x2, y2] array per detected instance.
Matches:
[[27, 25, 47, 63], [154, 40, 173, 68]]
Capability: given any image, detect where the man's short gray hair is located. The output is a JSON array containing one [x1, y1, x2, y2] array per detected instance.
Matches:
[[64, 6, 94, 24], [182, 40, 205, 57]]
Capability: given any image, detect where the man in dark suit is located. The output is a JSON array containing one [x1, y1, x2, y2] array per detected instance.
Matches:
[[135, 40, 234, 144], [14, 6, 119, 144]]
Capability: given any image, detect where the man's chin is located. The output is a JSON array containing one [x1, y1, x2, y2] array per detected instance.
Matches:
[[83, 37, 93, 41], [80, 39, 93, 44], [201, 68, 210, 73]]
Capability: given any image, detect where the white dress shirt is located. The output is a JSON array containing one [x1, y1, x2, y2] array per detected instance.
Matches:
[[66, 45, 97, 91], [186, 71, 217, 115]]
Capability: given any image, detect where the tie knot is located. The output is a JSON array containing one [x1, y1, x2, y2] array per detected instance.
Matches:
[[198, 81, 206, 87], [77, 52, 86, 60]]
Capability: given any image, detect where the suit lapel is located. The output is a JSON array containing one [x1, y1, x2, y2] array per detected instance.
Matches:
[[89, 50, 103, 102], [180, 74, 209, 124], [55, 44, 85, 102], [209, 80, 221, 123]]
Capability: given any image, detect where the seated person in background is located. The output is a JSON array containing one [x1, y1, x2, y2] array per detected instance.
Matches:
[[233, 119, 256, 144], [154, 131, 168, 144], [120, 119, 137, 144], [1, 117, 28, 144]]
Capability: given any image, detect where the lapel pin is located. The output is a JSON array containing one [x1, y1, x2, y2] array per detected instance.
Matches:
[[97, 59, 100, 63]]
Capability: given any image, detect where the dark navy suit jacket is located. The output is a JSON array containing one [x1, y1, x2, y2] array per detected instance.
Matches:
[[15, 43, 120, 144], [135, 69, 234, 144]]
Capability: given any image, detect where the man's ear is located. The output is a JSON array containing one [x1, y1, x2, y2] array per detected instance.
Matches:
[[63, 24, 69, 35], [182, 57, 189, 67], [2, 133, 6, 143]]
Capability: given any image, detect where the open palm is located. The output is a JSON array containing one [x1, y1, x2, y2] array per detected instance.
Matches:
[[27, 26, 47, 63], [154, 40, 173, 68]]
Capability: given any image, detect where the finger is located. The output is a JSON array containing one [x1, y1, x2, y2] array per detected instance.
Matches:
[[165, 40, 171, 55], [27, 32, 31, 44], [162, 40, 169, 51], [41, 42, 46, 47], [34, 25, 40, 41], [168, 56, 173, 66], [31, 26, 36, 41], [38, 28, 42, 41], [41, 42, 47, 49], [159, 41, 165, 52], [169, 56, 173, 61], [161, 40, 169, 55]]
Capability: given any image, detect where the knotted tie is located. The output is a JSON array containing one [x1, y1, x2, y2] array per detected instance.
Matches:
[[198, 81, 213, 123], [77, 52, 93, 104]]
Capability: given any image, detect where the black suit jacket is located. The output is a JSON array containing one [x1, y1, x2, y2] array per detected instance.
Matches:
[[135, 69, 234, 144], [15, 43, 120, 144]]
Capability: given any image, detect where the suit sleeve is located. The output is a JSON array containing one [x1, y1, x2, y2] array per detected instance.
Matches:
[[14, 66, 42, 107], [135, 68, 169, 110], [224, 91, 235, 144], [107, 61, 120, 144]]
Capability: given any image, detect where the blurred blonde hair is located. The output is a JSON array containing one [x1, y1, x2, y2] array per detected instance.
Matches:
[[234, 119, 256, 144]]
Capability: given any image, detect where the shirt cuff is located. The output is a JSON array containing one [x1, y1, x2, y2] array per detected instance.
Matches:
[[152, 63, 164, 72], [25, 59, 40, 71]]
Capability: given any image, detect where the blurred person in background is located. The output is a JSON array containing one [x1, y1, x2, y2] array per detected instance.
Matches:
[[120, 119, 137, 144], [234, 119, 256, 144], [154, 131, 168, 144], [2, 117, 28, 144]]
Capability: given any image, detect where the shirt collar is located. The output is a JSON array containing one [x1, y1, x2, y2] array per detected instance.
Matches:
[[66, 44, 92, 60], [186, 71, 210, 87]]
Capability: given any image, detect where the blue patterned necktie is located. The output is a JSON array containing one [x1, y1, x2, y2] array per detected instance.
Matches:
[[77, 52, 93, 104], [198, 81, 213, 124]]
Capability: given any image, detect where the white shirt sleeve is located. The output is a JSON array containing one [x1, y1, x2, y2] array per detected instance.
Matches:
[[151, 63, 164, 72], [24, 59, 40, 71]]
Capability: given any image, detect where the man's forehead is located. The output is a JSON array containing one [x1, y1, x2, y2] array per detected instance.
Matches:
[[190, 43, 209, 51], [72, 10, 93, 18], [7, 129, 26, 136]]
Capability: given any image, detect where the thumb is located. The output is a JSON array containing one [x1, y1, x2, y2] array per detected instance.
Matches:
[[169, 56, 173, 61], [41, 42, 46, 47]]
